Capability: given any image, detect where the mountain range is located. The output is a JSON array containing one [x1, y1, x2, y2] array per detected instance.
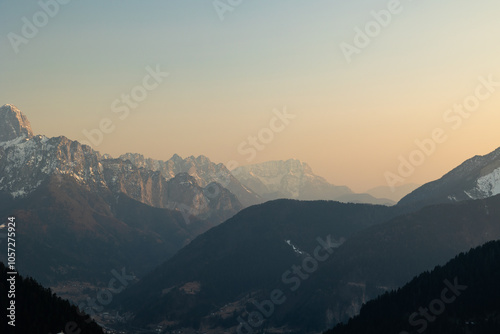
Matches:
[[365, 183, 420, 202], [232, 160, 396, 205], [2, 103, 500, 333], [0, 105, 242, 224], [0, 103, 399, 309], [113, 194, 500, 333], [117, 152, 264, 208]]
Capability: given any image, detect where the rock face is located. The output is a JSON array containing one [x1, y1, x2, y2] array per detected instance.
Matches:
[[118, 153, 263, 207], [233, 159, 351, 200], [0, 104, 241, 223], [398, 147, 500, 209], [232, 159, 394, 205], [0, 134, 106, 198], [0, 104, 230, 289], [0, 172, 217, 287], [0, 104, 34, 142]]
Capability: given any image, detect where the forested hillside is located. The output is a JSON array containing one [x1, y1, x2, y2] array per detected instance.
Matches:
[[0, 262, 103, 334], [324, 240, 500, 334]]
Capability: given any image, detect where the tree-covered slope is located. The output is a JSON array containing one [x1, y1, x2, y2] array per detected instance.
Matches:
[[0, 262, 104, 334], [324, 240, 500, 334]]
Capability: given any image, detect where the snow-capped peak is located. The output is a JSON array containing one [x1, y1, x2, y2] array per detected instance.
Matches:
[[0, 104, 34, 142]]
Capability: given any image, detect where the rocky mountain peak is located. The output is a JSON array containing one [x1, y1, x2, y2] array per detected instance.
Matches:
[[170, 153, 183, 162], [398, 145, 500, 208], [0, 104, 34, 142], [193, 155, 211, 164], [117, 153, 263, 207], [170, 172, 197, 186]]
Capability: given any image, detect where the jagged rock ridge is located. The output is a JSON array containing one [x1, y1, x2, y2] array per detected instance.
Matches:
[[0, 104, 34, 142], [118, 152, 263, 207], [232, 159, 394, 205], [0, 104, 241, 222]]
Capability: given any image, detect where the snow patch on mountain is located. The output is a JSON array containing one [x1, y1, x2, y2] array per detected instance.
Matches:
[[0, 134, 107, 198], [475, 167, 500, 197], [0, 105, 243, 222], [399, 146, 500, 207], [285, 240, 305, 255]]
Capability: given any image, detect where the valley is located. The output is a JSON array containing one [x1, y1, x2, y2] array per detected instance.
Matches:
[[1, 4, 499, 331], [1, 104, 500, 333]]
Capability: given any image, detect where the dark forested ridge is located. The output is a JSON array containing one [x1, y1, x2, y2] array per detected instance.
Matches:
[[324, 240, 500, 334], [113, 194, 500, 333], [0, 262, 104, 334], [113, 199, 399, 329], [0, 174, 215, 286]]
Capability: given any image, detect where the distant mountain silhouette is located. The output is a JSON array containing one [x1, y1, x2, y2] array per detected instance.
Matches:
[[365, 183, 419, 202], [233, 159, 395, 205]]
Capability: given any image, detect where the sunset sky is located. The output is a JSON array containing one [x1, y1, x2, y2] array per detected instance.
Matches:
[[1, 0, 500, 192]]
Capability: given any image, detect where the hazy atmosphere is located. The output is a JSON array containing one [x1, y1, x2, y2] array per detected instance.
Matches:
[[2, 1, 500, 191], [3, 1, 500, 334]]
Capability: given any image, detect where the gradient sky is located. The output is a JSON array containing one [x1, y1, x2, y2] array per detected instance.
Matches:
[[1, 0, 500, 192]]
